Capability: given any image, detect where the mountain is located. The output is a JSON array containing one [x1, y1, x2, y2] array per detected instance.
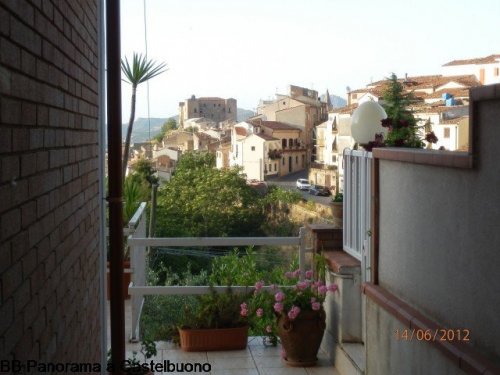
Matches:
[[329, 94, 347, 109], [122, 117, 170, 143], [237, 108, 255, 122]]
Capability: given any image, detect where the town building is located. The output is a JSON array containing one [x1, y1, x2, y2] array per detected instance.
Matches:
[[256, 85, 329, 164], [442, 54, 500, 85], [178, 95, 237, 128]]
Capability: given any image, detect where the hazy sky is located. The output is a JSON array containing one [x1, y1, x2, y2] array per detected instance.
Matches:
[[119, 0, 500, 120]]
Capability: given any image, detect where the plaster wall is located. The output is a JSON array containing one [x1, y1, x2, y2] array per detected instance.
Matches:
[[366, 299, 467, 375], [377, 99, 500, 361]]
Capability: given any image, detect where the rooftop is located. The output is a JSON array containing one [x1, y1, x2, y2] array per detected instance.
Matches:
[[442, 54, 500, 66]]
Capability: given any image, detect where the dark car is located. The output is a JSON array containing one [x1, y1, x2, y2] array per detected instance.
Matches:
[[308, 185, 331, 196]]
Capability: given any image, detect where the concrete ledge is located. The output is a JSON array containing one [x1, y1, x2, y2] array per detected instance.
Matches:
[[363, 283, 500, 375]]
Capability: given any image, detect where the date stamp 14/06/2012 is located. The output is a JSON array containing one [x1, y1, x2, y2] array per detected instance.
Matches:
[[394, 328, 470, 342]]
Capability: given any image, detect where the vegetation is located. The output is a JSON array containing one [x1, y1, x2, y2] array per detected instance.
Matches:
[[121, 52, 167, 181], [156, 152, 264, 237], [154, 118, 177, 143]]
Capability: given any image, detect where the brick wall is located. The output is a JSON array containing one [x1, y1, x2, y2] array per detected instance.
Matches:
[[0, 0, 101, 365]]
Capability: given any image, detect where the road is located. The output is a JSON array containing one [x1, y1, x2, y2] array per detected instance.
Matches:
[[266, 170, 332, 205]]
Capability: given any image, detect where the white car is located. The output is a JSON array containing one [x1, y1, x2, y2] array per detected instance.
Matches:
[[296, 179, 311, 190]]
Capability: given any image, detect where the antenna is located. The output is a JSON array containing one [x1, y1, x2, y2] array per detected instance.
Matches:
[[346, 86, 351, 93]]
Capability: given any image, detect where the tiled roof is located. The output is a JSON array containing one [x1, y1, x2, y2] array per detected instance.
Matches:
[[440, 116, 469, 124], [234, 127, 247, 136], [442, 54, 500, 66], [331, 103, 358, 114], [424, 88, 470, 99], [256, 121, 300, 131], [255, 133, 279, 141], [363, 74, 479, 92]]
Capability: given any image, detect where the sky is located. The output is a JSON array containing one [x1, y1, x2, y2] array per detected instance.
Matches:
[[119, 0, 500, 120]]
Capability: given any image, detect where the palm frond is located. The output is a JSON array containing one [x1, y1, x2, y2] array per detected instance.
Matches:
[[121, 52, 167, 87]]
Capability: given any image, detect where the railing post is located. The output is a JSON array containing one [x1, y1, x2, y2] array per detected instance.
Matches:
[[299, 227, 306, 280]]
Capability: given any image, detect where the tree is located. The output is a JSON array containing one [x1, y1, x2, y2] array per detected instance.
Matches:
[[121, 52, 167, 181], [381, 73, 424, 148], [156, 151, 264, 237], [154, 118, 177, 143]]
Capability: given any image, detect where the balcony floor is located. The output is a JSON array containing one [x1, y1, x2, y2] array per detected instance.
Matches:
[[107, 301, 339, 374], [126, 337, 338, 375]]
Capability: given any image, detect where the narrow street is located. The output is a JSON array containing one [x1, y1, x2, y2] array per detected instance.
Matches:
[[267, 170, 332, 205]]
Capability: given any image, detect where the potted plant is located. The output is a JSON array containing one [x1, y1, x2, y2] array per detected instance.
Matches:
[[108, 338, 157, 374], [243, 269, 338, 367], [330, 192, 343, 220], [177, 288, 251, 351]]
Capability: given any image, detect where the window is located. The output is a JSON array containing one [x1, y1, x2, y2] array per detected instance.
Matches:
[[282, 157, 285, 165], [268, 164, 272, 172], [282, 139, 287, 148], [332, 155, 337, 163], [283, 101, 286, 105], [352, 93, 357, 99], [251, 146, 255, 151], [289, 139, 293, 148], [228, 108, 231, 113], [295, 156, 298, 164], [444, 128, 450, 138], [214, 104, 216, 107], [495, 67, 499, 77], [274, 164, 277, 172], [194, 108, 197, 113]]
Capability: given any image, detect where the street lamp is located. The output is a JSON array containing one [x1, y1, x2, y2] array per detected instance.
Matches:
[[351, 101, 388, 146]]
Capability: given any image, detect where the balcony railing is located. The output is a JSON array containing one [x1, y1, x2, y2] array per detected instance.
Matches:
[[126, 227, 310, 341]]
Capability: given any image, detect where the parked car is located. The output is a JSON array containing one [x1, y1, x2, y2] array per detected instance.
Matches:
[[308, 185, 331, 196], [296, 179, 311, 190]]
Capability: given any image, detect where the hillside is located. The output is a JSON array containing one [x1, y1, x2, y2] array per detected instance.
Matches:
[[123, 108, 255, 143], [329, 94, 347, 109]]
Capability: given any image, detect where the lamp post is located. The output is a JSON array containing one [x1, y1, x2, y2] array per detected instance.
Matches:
[[351, 101, 388, 147]]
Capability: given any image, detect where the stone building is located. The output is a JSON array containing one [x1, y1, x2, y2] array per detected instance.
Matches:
[[178, 95, 237, 128]]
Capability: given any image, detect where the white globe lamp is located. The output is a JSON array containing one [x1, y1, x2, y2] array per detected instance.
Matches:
[[351, 101, 388, 145]]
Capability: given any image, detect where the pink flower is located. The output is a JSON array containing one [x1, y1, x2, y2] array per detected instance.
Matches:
[[310, 297, 317, 303], [255, 280, 264, 292], [318, 285, 327, 294], [240, 302, 247, 310], [327, 284, 338, 292], [266, 325, 273, 333], [285, 271, 293, 279], [292, 269, 301, 278], [270, 284, 276, 290], [312, 302, 321, 311], [240, 308, 248, 317], [274, 291, 285, 302], [305, 270, 313, 279], [256, 308, 263, 317], [287, 305, 301, 320], [297, 281, 308, 290], [273, 302, 284, 313]]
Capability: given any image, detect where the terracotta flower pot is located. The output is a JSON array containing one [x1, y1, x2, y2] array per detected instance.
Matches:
[[178, 325, 248, 352], [330, 202, 343, 220], [277, 310, 326, 367]]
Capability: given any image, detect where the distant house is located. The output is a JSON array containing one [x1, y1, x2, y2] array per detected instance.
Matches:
[[442, 53, 500, 85], [256, 85, 329, 165]]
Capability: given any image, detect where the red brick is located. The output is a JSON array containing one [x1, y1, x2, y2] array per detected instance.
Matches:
[[0, 128, 12, 153], [13, 279, 31, 312], [0, 298, 14, 335], [0, 7, 10, 36], [12, 128, 30, 151], [1, 261, 22, 300], [1, 208, 21, 240], [21, 101, 37, 126], [1, 154, 20, 182], [21, 200, 37, 228], [2, 0, 35, 26], [0, 36, 21, 69], [0, 97, 22, 124], [21, 152, 37, 177]]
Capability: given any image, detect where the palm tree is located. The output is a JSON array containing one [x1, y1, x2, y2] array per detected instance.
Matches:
[[121, 52, 167, 181]]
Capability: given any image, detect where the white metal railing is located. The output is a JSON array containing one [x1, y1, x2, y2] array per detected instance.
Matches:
[[127, 227, 310, 335], [127, 202, 147, 342], [343, 149, 372, 281]]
